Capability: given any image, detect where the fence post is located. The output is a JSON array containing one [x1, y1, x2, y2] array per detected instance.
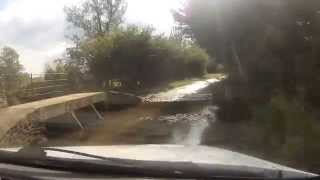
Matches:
[[0, 77, 8, 108], [21, 73, 71, 101], [30, 73, 34, 98]]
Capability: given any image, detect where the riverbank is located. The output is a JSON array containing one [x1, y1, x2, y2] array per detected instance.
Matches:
[[202, 78, 320, 174]]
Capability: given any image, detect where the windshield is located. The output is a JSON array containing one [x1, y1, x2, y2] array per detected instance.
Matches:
[[0, 0, 319, 178]]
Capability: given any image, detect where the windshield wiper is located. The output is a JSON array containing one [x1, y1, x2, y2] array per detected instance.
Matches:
[[31, 147, 111, 161], [0, 148, 316, 180]]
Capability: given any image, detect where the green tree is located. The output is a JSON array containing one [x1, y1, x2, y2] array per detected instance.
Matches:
[[67, 26, 209, 90], [44, 59, 67, 80], [174, 0, 320, 100], [0, 46, 23, 90], [0, 46, 24, 105], [64, 0, 127, 40], [184, 45, 209, 77], [174, 0, 320, 170]]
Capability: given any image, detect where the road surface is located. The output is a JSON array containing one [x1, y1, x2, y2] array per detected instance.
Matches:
[[46, 77, 221, 146], [142, 78, 220, 103]]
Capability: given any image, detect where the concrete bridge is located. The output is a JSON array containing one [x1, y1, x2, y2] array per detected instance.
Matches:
[[0, 92, 106, 144], [0, 84, 215, 146]]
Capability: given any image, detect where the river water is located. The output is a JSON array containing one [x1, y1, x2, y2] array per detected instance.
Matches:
[[45, 77, 319, 173], [46, 78, 219, 147], [168, 106, 215, 145]]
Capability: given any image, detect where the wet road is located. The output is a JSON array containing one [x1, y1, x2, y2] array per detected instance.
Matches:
[[44, 75, 320, 174], [46, 78, 220, 146], [142, 78, 220, 102]]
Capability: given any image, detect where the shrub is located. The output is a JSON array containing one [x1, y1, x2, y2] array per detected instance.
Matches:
[[252, 94, 320, 169], [69, 26, 211, 90], [184, 46, 209, 77]]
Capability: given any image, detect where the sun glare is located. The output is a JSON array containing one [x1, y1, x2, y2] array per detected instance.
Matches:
[[126, 0, 183, 33]]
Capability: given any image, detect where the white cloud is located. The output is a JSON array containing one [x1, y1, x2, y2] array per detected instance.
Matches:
[[126, 0, 182, 34], [0, 0, 78, 73], [0, 0, 182, 73]]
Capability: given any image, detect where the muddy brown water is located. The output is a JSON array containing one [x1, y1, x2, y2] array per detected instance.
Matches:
[[46, 78, 220, 147], [44, 101, 319, 174], [45, 102, 215, 146], [43, 78, 319, 174]]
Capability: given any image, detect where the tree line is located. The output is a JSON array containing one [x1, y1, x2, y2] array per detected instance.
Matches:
[[49, 0, 213, 91], [0, 47, 28, 105], [174, 0, 320, 171], [0, 0, 215, 105], [175, 0, 320, 105], [65, 25, 209, 90]]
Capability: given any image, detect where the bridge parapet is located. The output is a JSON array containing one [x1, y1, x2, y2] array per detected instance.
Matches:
[[0, 92, 106, 146]]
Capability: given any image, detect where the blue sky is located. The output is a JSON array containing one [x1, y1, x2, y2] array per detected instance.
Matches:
[[0, 0, 9, 10], [0, 0, 183, 73]]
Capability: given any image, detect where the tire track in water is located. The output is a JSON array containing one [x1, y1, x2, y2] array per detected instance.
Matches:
[[157, 106, 217, 145]]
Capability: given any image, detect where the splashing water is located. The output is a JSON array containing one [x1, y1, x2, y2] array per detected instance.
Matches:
[[143, 78, 220, 102], [168, 106, 217, 145], [180, 118, 209, 145]]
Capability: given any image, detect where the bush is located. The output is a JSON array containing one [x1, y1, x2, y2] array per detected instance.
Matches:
[[184, 46, 209, 77], [252, 94, 320, 170], [69, 26, 210, 90], [216, 98, 251, 122]]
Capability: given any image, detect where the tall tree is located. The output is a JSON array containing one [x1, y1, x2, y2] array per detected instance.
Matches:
[[64, 0, 127, 40], [0, 46, 23, 85], [0, 46, 24, 104], [174, 0, 320, 99]]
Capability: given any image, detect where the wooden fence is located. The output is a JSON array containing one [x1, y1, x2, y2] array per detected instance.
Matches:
[[0, 77, 7, 107], [19, 73, 71, 102], [0, 73, 71, 104]]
